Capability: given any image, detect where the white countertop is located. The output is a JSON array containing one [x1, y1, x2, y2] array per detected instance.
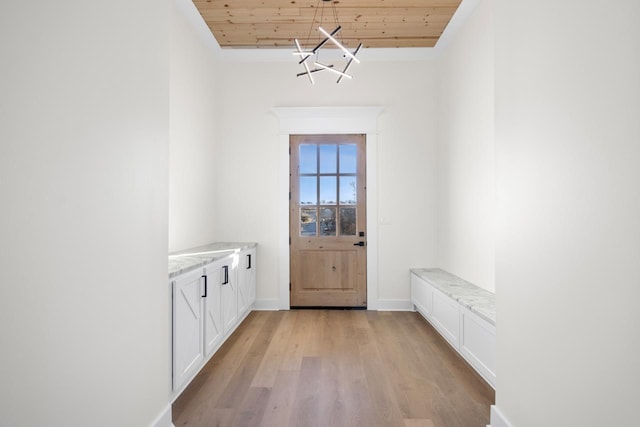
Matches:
[[169, 242, 257, 278], [411, 268, 496, 325]]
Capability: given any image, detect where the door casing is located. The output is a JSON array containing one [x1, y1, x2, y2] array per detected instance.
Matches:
[[273, 106, 383, 310]]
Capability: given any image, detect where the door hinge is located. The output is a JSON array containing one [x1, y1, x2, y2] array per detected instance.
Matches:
[[289, 283, 292, 291], [289, 191, 291, 200]]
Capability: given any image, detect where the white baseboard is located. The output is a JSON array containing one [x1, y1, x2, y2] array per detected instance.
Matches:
[[489, 405, 512, 427], [253, 298, 280, 310], [376, 299, 413, 311], [252, 298, 414, 311], [150, 403, 174, 427]]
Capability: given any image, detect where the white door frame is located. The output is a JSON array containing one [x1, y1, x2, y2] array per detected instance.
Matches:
[[272, 106, 383, 310]]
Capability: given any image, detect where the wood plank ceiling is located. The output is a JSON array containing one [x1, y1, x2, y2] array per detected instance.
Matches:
[[192, 0, 462, 49]]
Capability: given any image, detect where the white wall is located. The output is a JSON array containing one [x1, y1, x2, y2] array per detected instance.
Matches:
[[169, 0, 222, 252], [494, 0, 640, 425], [213, 58, 438, 305], [0, 1, 171, 426], [436, 0, 495, 292]]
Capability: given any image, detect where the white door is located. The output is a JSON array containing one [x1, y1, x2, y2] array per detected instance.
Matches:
[[237, 248, 256, 318], [220, 256, 238, 334], [203, 261, 224, 358], [172, 268, 205, 391]]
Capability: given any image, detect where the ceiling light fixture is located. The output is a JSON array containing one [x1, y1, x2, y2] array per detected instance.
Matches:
[[293, 0, 363, 84]]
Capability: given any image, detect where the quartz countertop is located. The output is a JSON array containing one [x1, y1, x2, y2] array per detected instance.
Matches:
[[410, 268, 496, 325], [169, 242, 257, 279]]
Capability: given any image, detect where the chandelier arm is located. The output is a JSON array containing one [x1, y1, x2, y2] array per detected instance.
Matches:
[[337, 43, 362, 84], [318, 26, 359, 63], [298, 26, 341, 65], [297, 65, 333, 77], [314, 62, 352, 79]]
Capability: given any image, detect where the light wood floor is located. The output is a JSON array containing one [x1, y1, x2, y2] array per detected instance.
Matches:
[[173, 310, 494, 427]]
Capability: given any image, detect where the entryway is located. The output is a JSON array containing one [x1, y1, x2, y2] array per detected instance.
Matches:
[[289, 134, 367, 307]]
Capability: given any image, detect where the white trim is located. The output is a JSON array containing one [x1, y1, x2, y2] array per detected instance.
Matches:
[[252, 299, 280, 311], [272, 106, 383, 310], [489, 406, 513, 427], [149, 404, 174, 427], [376, 299, 414, 311]]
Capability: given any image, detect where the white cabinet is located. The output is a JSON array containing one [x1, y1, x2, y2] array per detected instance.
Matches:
[[410, 271, 496, 388], [172, 268, 205, 392], [171, 247, 257, 399], [237, 247, 256, 320]]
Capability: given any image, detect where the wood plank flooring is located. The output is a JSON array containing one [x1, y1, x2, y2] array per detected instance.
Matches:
[[172, 310, 494, 427]]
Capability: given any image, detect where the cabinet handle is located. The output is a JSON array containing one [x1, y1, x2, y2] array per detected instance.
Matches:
[[202, 275, 208, 298], [222, 265, 229, 285], [247, 254, 252, 269]]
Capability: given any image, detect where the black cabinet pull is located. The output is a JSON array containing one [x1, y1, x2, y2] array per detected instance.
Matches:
[[202, 275, 208, 298], [247, 254, 252, 269], [222, 265, 229, 285]]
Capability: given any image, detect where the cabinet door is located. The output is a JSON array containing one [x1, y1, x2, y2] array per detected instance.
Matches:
[[431, 288, 461, 350], [172, 268, 205, 391], [220, 256, 238, 335], [237, 248, 256, 319], [411, 273, 433, 320], [203, 261, 224, 358]]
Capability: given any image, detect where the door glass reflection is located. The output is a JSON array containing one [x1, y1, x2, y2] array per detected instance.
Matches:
[[339, 176, 357, 205], [319, 207, 336, 236], [300, 208, 317, 236], [340, 207, 357, 236]]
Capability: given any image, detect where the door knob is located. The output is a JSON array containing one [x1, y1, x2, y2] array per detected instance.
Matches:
[[353, 241, 365, 246]]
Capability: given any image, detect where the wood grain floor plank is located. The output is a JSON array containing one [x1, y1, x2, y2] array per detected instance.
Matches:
[[259, 370, 300, 427], [251, 311, 297, 387], [173, 310, 494, 427]]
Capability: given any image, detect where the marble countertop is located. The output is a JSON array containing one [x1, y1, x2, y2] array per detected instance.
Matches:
[[410, 268, 496, 325], [169, 242, 257, 279]]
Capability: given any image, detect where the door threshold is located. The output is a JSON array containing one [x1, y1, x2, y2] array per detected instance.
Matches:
[[290, 306, 367, 310]]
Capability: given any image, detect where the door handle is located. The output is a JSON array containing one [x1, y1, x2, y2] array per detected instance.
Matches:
[[202, 275, 208, 298], [222, 265, 229, 285], [354, 241, 365, 246]]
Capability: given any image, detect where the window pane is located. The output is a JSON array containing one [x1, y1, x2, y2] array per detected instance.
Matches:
[[319, 176, 336, 205], [299, 176, 317, 205], [319, 207, 336, 236], [300, 208, 317, 236], [319, 144, 337, 173], [339, 176, 357, 205], [299, 144, 317, 174], [340, 207, 357, 236], [339, 144, 357, 173]]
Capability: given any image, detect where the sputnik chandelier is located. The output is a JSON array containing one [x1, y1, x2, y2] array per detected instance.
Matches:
[[293, 0, 363, 85]]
